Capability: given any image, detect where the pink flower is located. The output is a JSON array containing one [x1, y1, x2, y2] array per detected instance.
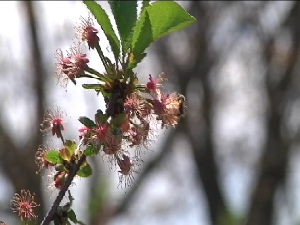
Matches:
[[117, 154, 132, 175], [55, 43, 89, 89], [152, 92, 185, 128], [10, 190, 39, 221], [124, 93, 152, 118], [128, 122, 150, 147], [95, 123, 111, 144], [79, 125, 90, 140], [76, 15, 100, 49], [116, 154, 140, 188], [40, 105, 66, 138], [145, 73, 166, 94], [146, 74, 157, 91], [53, 171, 67, 190]]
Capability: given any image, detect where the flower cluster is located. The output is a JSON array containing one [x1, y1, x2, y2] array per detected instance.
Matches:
[[36, 15, 186, 189], [9, 1, 193, 223]]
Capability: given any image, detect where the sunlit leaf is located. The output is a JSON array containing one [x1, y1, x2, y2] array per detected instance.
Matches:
[[109, 1, 138, 53], [84, 145, 95, 157], [60, 140, 77, 161], [77, 163, 93, 177], [130, 1, 196, 69], [44, 150, 63, 165]]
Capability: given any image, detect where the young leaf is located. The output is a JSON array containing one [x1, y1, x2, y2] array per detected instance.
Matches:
[[45, 150, 63, 165], [77, 163, 93, 177], [95, 109, 109, 125], [84, 145, 95, 157], [68, 209, 78, 223], [130, 1, 196, 68], [65, 140, 77, 155], [78, 116, 96, 129], [60, 140, 77, 161], [83, 0, 120, 60], [109, 1, 138, 54]]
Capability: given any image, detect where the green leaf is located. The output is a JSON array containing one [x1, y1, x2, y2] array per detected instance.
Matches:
[[61, 140, 77, 159], [141, 0, 150, 12], [83, 1, 120, 60], [95, 109, 109, 125], [68, 209, 78, 223], [130, 1, 196, 68], [77, 163, 93, 177], [45, 150, 63, 165], [78, 116, 96, 129], [109, 1, 138, 54], [82, 84, 102, 89], [130, 10, 152, 68], [82, 83, 104, 92], [84, 145, 95, 157]]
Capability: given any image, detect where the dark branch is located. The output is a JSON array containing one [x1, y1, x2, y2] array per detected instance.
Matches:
[[41, 154, 87, 225]]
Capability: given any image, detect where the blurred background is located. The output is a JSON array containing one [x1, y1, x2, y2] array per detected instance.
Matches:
[[1, 1, 300, 225]]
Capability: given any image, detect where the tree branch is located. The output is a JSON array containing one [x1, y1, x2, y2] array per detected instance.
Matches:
[[41, 154, 87, 225]]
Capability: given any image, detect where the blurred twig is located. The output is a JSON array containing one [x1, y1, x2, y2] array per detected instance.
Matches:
[[0, 1, 46, 220], [245, 2, 300, 225]]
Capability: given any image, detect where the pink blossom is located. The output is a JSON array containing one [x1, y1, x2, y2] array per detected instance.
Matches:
[[10, 190, 39, 221], [146, 74, 157, 91], [40, 105, 66, 138], [76, 15, 100, 49], [54, 43, 89, 89]]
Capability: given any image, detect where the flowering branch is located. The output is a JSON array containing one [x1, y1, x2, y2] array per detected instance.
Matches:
[[7, 1, 195, 224]]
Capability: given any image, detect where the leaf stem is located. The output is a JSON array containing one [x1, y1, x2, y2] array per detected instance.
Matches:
[[95, 43, 110, 75]]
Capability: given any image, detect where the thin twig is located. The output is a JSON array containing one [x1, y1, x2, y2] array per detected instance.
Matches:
[[41, 154, 86, 225]]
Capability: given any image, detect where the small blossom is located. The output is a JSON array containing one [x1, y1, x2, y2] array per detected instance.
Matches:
[[145, 73, 166, 97], [46, 171, 78, 199], [103, 143, 121, 156], [79, 125, 90, 139], [127, 122, 149, 147], [10, 190, 39, 221], [95, 123, 123, 149], [55, 43, 89, 89], [78, 125, 92, 145], [75, 15, 100, 49], [53, 171, 67, 190], [116, 154, 140, 188], [120, 115, 131, 132], [40, 105, 66, 138], [152, 92, 183, 128], [95, 123, 111, 144], [146, 74, 157, 91], [124, 93, 152, 118], [35, 144, 56, 174]]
